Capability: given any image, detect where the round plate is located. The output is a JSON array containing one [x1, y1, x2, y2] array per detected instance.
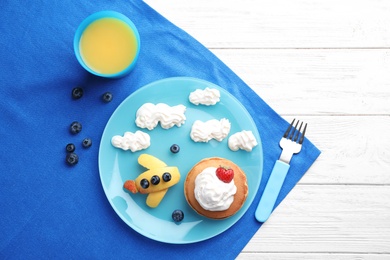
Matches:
[[99, 77, 263, 244]]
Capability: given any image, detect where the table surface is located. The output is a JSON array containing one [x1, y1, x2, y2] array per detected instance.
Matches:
[[144, 0, 390, 259]]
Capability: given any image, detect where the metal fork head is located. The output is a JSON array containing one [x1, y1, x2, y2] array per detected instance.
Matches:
[[283, 118, 307, 145], [279, 119, 307, 163]]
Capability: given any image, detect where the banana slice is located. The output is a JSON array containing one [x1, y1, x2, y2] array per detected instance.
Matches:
[[123, 154, 181, 208]]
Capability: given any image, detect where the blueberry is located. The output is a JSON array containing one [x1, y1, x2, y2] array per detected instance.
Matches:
[[66, 143, 75, 153], [72, 87, 83, 99], [172, 209, 184, 223], [66, 152, 79, 166], [102, 92, 113, 103], [170, 144, 180, 153], [162, 172, 171, 182], [70, 121, 82, 134], [82, 138, 92, 148], [151, 175, 160, 185], [140, 179, 149, 189]]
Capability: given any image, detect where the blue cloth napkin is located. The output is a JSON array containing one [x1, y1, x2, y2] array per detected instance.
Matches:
[[0, 0, 320, 259]]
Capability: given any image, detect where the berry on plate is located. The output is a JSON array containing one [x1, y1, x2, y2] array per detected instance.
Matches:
[[151, 175, 160, 185], [162, 172, 171, 182], [170, 144, 180, 153], [216, 166, 234, 183], [172, 209, 184, 223]]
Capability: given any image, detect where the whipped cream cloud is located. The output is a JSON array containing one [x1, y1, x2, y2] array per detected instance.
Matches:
[[194, 167, 237, 211], [189, 87, 220, 106], [228, 130, 258, 152], [111, 131, 150, 152], [190, 118, 231, 142], [135, 103, 186, 130]]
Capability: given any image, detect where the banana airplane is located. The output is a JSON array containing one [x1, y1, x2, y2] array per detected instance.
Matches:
[[123, 154, 181, 208]]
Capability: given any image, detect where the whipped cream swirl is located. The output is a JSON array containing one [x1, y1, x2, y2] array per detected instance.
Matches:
[[135, 103, 186, 130], [111, 131, 150, 152], [228, 130, 258, 152], [189, 87, 220, 106], [190, 118, 231, 142], [194, 167, 237, 211]]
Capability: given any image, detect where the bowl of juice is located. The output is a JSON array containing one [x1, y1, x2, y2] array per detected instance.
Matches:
[[74, 11, 140, 78]]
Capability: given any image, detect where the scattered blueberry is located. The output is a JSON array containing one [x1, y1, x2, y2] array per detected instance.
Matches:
[[72, 87, 83, 99], [66, 143, 75, 153], [140, 179, 149, 189], [162, 172, 171, 182], [70, 121, 82, 135], [151, 175, 160, 185], [170, 144, 180, 153], [82, 138, 92, 148], [102, 92, 113, 103], [172, 209, 184, 223], [66, 152, 79, 166]]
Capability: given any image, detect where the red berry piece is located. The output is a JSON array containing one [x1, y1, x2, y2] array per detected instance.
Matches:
[[216, 166, 234, 183]]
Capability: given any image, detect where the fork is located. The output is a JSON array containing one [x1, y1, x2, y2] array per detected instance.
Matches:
[[255, 119, 307, 222]]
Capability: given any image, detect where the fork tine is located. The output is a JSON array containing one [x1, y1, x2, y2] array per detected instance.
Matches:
[[299, 123, 307, 144], [293, 121, 303, 142], [283, 118, 295, 138], [289, 120, 299, 140]]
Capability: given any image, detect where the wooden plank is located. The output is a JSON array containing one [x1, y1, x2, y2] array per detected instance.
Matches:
[[237, 253, 390, 259], [211, 49, 390, 115], [240, 185, 390, 254], [284, 116, 390, 185], [144, 0, 390, 48]]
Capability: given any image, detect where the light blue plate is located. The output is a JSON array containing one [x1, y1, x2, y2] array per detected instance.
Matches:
[[98, 77, 263, 244]]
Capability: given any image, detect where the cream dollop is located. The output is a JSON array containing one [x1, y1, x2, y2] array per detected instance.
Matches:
[[228, 130, 258, 152], [189, 87, 220, 106], [190, 118, 231, 142], [194, 167, 237, 211], [135, 103, 186, 130], [111, 131, 150, 152]]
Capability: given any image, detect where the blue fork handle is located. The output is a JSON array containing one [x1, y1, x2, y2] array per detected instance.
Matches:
[[255, 160, 290, 222]]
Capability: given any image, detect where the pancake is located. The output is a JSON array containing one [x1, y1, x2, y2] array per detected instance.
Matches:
[[184, 157, 248, 219]]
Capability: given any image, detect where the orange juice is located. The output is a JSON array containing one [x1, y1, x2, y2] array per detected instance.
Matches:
[[79, 18, 138, 75]]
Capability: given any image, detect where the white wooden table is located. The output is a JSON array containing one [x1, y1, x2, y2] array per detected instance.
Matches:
[[144, 1, 390, 258]]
